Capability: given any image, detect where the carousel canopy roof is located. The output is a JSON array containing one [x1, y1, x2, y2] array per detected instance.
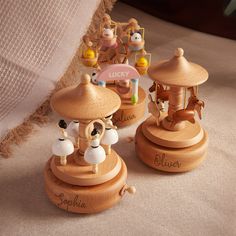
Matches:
[[148, 48, 209, 87], [51, 74, 121, 120]]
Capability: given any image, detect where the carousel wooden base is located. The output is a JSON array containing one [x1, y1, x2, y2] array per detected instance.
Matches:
[[44, 153, 133, 213], [142, 116, 204, 148], [50, 149, 122, 186], [135, 117, 209, 172], [108, 85, 146, 127]]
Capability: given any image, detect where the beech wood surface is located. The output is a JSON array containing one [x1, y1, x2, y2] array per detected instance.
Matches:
[[135, 124, 208, 172], [44, 157, 128, 214], [50, 74, 121, 120], [142, 116, 204, 148], [50, 149, 122, 186], [147, 48, 209, 87]]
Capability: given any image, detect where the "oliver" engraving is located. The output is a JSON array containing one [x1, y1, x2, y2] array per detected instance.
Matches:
[[154, 154, 181, 168]]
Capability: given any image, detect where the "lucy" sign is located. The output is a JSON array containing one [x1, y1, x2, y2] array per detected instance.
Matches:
[[96, 64, 140, 81]]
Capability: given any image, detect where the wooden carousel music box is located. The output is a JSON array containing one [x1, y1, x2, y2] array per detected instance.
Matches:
[[135, 48, 209, 172], [79, 14, 151, 127], [44, 74, 135, 214]]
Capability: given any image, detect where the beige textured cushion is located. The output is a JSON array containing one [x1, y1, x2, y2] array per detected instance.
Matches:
[[0, 0, 100, 140]]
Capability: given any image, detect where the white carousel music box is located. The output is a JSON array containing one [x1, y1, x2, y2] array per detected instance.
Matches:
[[44, 74, 135, 213], [135, 48, 209, 172]]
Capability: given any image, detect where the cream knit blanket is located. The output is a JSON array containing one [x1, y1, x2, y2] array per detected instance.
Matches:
[[0, 0, 115, 156]]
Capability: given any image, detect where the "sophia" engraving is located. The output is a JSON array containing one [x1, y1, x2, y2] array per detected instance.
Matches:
[[55, 193, 86, 211], [154, 154, 181, 168]]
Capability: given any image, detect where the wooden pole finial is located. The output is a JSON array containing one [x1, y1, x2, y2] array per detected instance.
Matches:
[[81, 74, 91, 84], [174, 48, 184, 57]]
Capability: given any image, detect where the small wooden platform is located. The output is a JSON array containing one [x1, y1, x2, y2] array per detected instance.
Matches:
[[142, 116, 204, 148], [50, 149, 122, 186]]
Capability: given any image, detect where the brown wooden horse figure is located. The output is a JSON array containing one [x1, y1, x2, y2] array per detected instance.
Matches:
[[149, 82, 169, 102], [171, 95, 205, 127]]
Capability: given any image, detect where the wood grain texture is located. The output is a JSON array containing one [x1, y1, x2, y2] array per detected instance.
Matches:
[[1, 3, 236, 234], [44, 157, 128, 214], [142, 116, 204, 149], [147, 48, 208, 87], [50, 74, 121, 120], [135, 124, 208, 172], [162, 86, 185, 131], [50, 149, 122, 186]]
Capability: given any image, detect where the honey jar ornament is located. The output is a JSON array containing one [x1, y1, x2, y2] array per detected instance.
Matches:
[[134, 51, 151, 75], [44, 74, 135, 214], [135, 48, 209, 172], [80, 36, 98, 68]]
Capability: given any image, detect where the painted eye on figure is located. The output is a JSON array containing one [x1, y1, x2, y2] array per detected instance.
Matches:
[[130, 32, 142, 42], [91, 72, 97, 84]]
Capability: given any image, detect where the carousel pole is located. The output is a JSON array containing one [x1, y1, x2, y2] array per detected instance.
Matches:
[[162, 49, 186, 131], [75, 119, 91, 165], [162, 86, 185, 131]]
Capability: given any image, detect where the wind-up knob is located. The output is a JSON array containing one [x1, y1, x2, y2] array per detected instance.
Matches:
[[126, 186, 136, 194], [120, 184, 136, 196]]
